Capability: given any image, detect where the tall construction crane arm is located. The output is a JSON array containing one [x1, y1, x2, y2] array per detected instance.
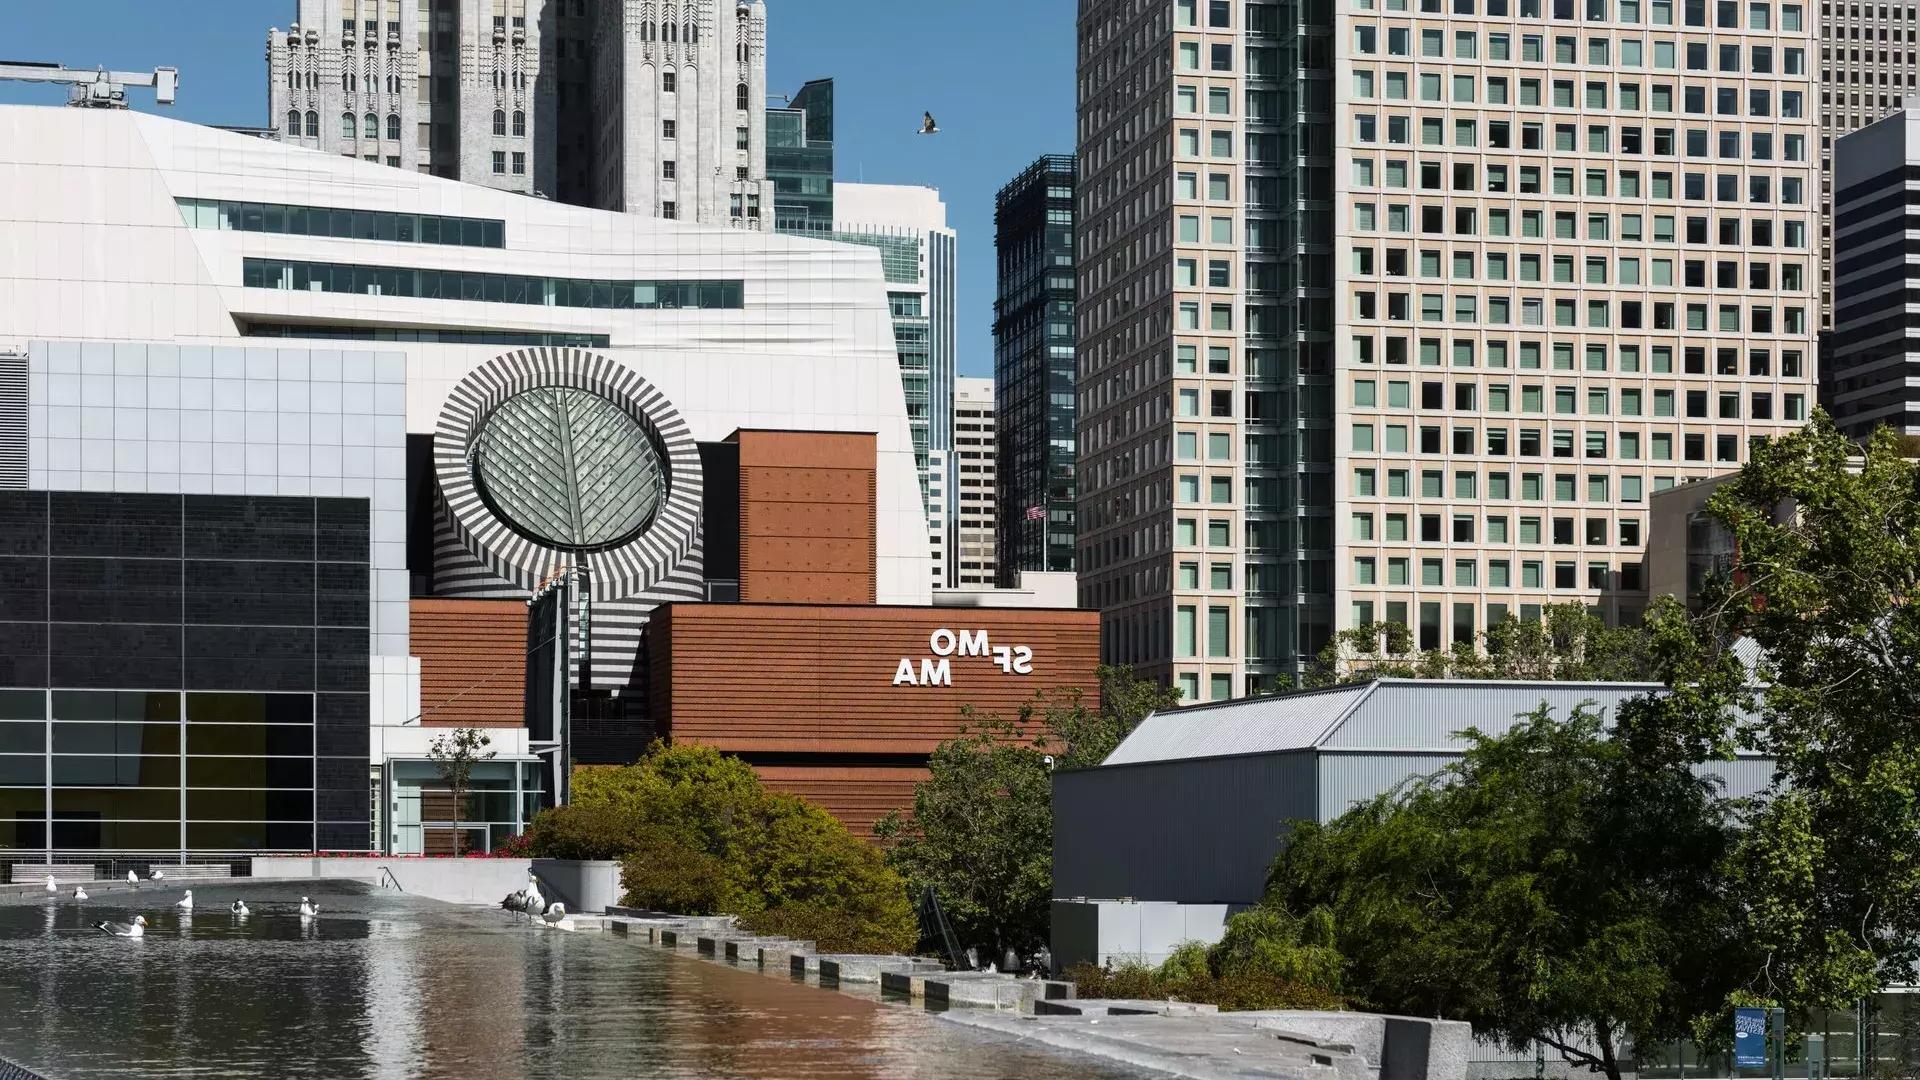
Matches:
[[0, 61, 177, 108]]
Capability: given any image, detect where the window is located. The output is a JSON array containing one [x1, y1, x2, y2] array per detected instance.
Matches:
[[493, 109, 507, 136], [512, 110, 526, 137], [491, 150, 506, 174], [662, 201, 677, 220], [663, 71, 677, 93], [511, 152, 525, 175], [387, 114, 401, 142], [736, 126, 750, 151], [736, 83, 750, 111], [664, 120, 678, 139], [342, 112, 357, 139]]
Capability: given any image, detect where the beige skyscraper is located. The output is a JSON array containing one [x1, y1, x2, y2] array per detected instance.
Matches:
[[951, 377, 1001, 588], [1076, 0, 1820, 701], [267, 0, 769, 225]]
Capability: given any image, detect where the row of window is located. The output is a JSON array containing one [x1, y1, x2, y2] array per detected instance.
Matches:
[[1351, 202, 1812, 248], [1346, 95, 1813, 165], [240, 259, 745, 311], [1353, 381, 1805, 417], [176, 198, 505, 248], [1350, 423, 1799, 459], [1349, 292, 1812, 333], [1348, 336, 1808, 374], [1352, 250, 1807, 292], [1356, 116, 1815, 170], [1351, 557, 1647, 593], [1354, 0, 1802, 30], [1352, 466, 1667, 503], [1353, 27, 1806, 68]]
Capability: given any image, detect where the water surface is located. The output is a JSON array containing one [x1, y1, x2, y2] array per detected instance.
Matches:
[[0, 880, 1147, 1079]]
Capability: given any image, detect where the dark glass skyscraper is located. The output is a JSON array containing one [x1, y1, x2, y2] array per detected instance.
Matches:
[[767, 79, 835, 236], [992, 155, 1078, 587]]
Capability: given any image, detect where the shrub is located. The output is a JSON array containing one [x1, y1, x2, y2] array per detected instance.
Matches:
[[620, 837, 730, 915], [738, 901, 917, 955], [565, 743, 914, 947], [523, 803, 649, 861]]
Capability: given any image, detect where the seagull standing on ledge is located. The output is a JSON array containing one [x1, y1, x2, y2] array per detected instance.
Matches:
[[126, 870, 138, 887], [95, 915, 146, 938], [43, 875, 56, 893], [175, 890, 193, 911], [71, 886, 87, 901], [148, 868, 164, 881], [918, 111, 940, 135]]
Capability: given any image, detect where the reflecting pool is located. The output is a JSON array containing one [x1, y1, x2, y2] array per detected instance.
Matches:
[[0, 881, 1148, 1079]]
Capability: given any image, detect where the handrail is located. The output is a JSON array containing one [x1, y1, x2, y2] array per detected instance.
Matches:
[[376, 866, 402, 891]]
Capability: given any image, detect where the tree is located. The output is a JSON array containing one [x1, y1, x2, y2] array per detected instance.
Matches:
[[550, 742, 917, 952], [1263, 703, 1747, 1080], [876, 665, 1180, 959], [1668, 413, 1920, 1009], [1309, 603, 1655, 686], [427, 727, 494, 854]]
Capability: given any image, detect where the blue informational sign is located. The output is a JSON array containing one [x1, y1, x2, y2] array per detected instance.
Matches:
[[1735, 1007, 1769, 1070]]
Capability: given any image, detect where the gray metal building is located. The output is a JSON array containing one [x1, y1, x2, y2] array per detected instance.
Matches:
[[1052, 678, 1774, 968]]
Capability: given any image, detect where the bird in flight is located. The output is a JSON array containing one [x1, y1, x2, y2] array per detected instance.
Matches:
[[918, 111, 940, 135]]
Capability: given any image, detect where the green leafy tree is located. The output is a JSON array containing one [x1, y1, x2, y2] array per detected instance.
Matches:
[[427, 727, 494, 854], [535, 743, 916, 951], [1668, 413, 1920, 1008], [876, 665, 1180, 958], [1264, 703, 1746, 1080], [1311, 604, 1655, 686]]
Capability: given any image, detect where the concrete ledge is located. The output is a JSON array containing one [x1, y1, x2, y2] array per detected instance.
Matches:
[[942, 1012, 1377, 1080], [815, 954, 943, 984], [1034, 998, 1218, 1017], [1219, 1010, 1473, 1080]]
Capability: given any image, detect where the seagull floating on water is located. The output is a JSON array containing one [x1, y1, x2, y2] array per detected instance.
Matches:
[[230, 900, 248, 916], [126, 870, 138, 887], [175, 890, 193, 911], [298, 897, 318, 918], [95, 915, 147, 938], [148, 868, 164, 881], [43, 875, 56, 893], [72, 886, 87, 901]]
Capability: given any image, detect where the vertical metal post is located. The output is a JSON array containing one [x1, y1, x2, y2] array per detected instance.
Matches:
[[1808, 1033, 1827, 1080], [1771, 1008, 1788, 1080]]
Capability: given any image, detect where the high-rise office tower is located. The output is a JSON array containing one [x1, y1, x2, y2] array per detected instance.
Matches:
[[831, 183, 959, 589], [950, 377, 1001, 587], [1829, 108, 1920, 436], [1076, 0, 1819, 700], [269, 0, 769, 226], [768, 78, 835, 234], [994, 155, 1080, 588], [1818, 5, 1920, 323], [588, 0, 769, 222]]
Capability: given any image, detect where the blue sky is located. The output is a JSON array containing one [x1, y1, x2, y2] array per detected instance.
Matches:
[[0, 1, 1077, 378]]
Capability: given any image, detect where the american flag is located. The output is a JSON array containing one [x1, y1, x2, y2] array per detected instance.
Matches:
[[1025, 505, 1046, 521]]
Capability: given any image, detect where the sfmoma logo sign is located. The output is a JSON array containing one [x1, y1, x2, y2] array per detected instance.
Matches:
[[892, 628, 1033, 687]]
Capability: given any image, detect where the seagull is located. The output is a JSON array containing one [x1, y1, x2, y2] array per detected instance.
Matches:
[[126, 870, 138, 887], [917, 111, 940, 135], [501, 884, 529, 920], [522, 877, 544, 921], [175, 890, 193, 911], [540, 901, 568, 927], [230, 900, 248, 916], [43, 875, 56, 893], [148, 868, 165, 881], [72, 886, 87, 901], [95, 915, 147, 938], [298, 897, 318, 918]]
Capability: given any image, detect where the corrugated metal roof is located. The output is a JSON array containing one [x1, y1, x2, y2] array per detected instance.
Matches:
[[1102, 683, 1376, 765], [1325, 680, 1662, 749]]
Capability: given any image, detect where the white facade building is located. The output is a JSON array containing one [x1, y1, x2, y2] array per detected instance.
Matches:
[[0, 105, 928, 817], [267, 0, 771, 225], [950, 376, 1000, 587], [832, 182, 959, 587]]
